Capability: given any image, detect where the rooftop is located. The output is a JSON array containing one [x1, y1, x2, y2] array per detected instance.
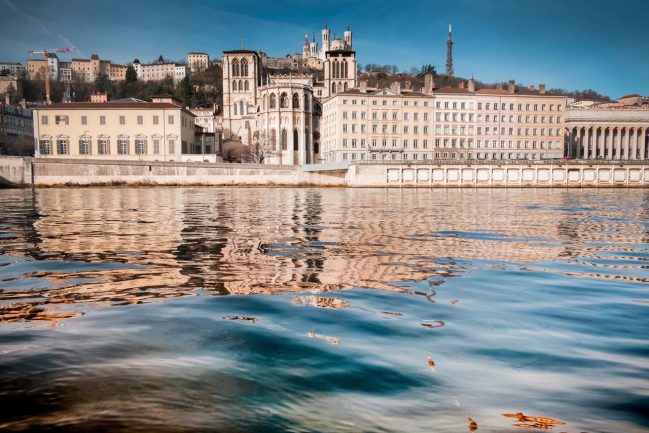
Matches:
[[35, 101, 195, 116]]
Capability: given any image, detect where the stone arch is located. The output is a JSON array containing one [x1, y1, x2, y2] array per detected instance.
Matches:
[[331, 82, 336, 95], [270, 128, 277, 150], [280, 92, 289, 108], [241, 58, 248, 76], [231, 58, 239, 77], [244, 80, 249, 91], [232, 80, 238, 91], [292, 92, 299, 109], [293, 129, 299, 151], [270, 93, 277, 109], [344, 82, 348, 91], [281, 129, 288, 150]]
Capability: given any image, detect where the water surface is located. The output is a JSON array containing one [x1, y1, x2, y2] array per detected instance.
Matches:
[[0, 187, 647, 432]]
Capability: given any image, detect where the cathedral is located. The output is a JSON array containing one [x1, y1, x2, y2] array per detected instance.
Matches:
[[221, 22, 357, 165]]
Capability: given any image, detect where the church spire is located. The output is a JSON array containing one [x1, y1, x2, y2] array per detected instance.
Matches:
[[446, 23, 454, 76]]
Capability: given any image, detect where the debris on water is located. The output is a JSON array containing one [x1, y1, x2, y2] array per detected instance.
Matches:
[[292, 295, 349, 309], [307, 331, 340, 345], [426, 352, 436, 372], [467, 416, 478, 431], [421, 320, 446, 329], [382, 311, 403, 316], [450, 299, 460, 305], [223, 316, 257, 323], [502, 412, 566, 429]]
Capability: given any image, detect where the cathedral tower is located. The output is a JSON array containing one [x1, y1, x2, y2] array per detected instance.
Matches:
[[344, 22, 352, 49], [321, 24, 330, 60], [445, 24, 454, 76]]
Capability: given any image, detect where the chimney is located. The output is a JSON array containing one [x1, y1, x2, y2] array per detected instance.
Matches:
[[539, 84, 546, 94], [530, 84, 535, 92], [467, 78, 475, 92], [508, 80, 515, 93], [360, 80, 367, 93], [424, 73, 434, 94], [390, 81, 401, 94], [458, 81, 465, 89]]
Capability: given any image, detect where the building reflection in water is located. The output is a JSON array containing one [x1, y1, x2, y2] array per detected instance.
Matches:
[[0, 188, 646, 325]]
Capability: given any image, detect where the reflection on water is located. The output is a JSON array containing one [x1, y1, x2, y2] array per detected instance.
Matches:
[[0, 187, 648, 432]]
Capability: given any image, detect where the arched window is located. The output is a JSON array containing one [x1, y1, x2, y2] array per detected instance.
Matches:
[[281, 129, 287, 150], [232, 80, 238, 91], [293, 129, 299, 151], [234, 103, 238, 115], [79, 136, 91, 155], [292, 93, 299, 109], [39, 137, 51, 155], [342, 60, 347, 78], [270, 93, 277, 109], [344, 82, 348, 91], [280, 92, 288, 108], [331, 82, 336, 94], [241, 58, 248, 76], [244, 80, 249, 91], [239, 80, 243, 92], [270, 128, 277, 150], [232, 59, 239, 77], [57, 136, 69, 155], [135, 137, 146, 155], [239, 101, 244, 115], [333, 61, 339, 79], [117, 137, 129, 155]]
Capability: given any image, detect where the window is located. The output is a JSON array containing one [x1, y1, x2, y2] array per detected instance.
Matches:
[[41, 115, 48, 125], [118, 138, 129, 154], [79, 138, 90, 155], [100, 115, 106, 125], [98, 138, 109, 155], [168, 138, 175, 154], [81, 115, 87, 125], [39, 138, 51, 155], [135, 138, 146, 155], [137, 115, 143, 125], [55, 115, 69, 125], [57, 138, 68, 154], [168, 115, 174, 124]]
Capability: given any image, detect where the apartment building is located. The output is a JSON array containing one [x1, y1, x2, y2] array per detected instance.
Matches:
[[0, 103, 33, 154], [320, 79, 567, 162], [133, 57, 189, 82], [33, 100, 196, 161], [0, 62, 26, 77], [187, 52, 209, 72], [27, 53, 58, 80]]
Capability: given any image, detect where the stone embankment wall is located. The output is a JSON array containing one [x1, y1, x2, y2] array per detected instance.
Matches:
[[0, 157, 32, 186], [31, 158, 346, 186], [0, 157, 647, 187], [347, 161, 649, 187]]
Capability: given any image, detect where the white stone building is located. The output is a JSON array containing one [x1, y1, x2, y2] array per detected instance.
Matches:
[[132, 56, 189, 83]]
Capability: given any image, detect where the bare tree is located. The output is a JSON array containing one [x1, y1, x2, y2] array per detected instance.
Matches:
[[248, 131, 274, 164]]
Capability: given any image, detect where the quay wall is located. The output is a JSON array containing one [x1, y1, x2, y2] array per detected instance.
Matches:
[[0, 157, 32, 186], [347, 161, 649, 187], [30, 158, 347, 186], [0, 157, 647, 187]]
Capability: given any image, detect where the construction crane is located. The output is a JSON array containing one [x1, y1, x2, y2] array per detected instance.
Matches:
[[28, 47, 77, 104]]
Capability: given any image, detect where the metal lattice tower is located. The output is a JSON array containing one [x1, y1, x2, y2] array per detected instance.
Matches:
[[445, 24, 454, 76]]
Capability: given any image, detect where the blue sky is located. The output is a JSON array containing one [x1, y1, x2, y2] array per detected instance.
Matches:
[[1, 0, 647, 98]]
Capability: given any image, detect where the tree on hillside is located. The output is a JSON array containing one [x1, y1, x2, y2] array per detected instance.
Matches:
[[94, 73, 111, 93], [175, 76, 193, 106], [2, 83, 19, 104], [161, 75, 174, 94], [418, 64, 437, 76], [125, 65, 137, 83]]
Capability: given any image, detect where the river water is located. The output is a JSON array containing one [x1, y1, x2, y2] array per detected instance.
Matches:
[[0, 187, 647, 433]]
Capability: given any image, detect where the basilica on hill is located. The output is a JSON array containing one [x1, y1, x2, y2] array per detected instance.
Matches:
[[221, 22, 357, 165]]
